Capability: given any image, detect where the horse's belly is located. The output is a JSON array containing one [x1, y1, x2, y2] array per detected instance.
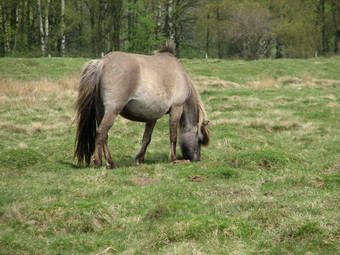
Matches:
[[120, 99, 170, 122]]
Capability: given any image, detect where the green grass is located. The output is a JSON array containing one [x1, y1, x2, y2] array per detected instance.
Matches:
[[0, 56, 339, 254], [182, 57, 340, 83], [0, 57, 89, 81]]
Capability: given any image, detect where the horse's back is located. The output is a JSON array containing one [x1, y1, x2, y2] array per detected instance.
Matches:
[[100, 51, 191, 122]]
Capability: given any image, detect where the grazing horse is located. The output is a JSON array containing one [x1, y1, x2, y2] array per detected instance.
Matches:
[[74, 42, 210, 169]]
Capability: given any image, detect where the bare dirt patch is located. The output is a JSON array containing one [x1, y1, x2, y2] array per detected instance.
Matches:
[[189, 175, 206, 182]]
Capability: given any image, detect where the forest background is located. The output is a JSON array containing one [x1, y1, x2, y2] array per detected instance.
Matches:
[[1, 0, 340, 60]]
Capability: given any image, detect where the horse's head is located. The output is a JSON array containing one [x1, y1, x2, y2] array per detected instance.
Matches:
[[179, 120, 210, 162]]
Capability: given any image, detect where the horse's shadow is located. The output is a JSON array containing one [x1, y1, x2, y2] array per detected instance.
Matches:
[[58, 160, 82, 169], [58, 153, 173, 170]]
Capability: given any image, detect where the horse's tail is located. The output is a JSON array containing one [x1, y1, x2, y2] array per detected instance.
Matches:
[[74, 60, 104, 166]]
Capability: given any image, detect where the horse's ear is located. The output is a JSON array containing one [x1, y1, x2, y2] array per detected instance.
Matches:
[[200, 123, 210, 146]]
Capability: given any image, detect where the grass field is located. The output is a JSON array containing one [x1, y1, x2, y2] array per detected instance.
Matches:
[[0, 56, 339, 254]]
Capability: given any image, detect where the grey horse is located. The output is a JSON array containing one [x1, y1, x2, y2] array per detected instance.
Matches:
[[74, 42, 210, 168]]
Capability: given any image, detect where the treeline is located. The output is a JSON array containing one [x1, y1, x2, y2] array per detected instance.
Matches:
[[1, 0, 340, 59]]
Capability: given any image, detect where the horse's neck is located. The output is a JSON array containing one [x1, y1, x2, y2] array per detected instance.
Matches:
[[180, 92, 198, 130]]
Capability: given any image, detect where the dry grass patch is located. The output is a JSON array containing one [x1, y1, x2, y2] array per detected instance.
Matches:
[[212, 117, 305, 133], [215, 139, 236, 152], [2, 202, 26, 223], [194, 76, 240, 87], [161, 241, 207, 255], [276, 77, 303, 84], [0, 77, 79, 98], [193, 74, 340, 90], [277, 75, 340, 88], [0, 118, 71, 135], [0, 77, 79, 109], [249, 118, 301, 132], [0, 121, 29, 134], [133, 176, 159, 186], [248, 77, 278, 89], [324, 94, 337, 100], [247, 75, 340, 89]]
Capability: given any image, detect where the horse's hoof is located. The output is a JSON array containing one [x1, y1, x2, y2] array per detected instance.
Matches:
[[135, 157, 144, 165], [93, 160, 102, 168], [106, 163, 117, 169]]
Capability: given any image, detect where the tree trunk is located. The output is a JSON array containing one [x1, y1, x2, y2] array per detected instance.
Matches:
[[319, 0, 328, 54], [77, 0, 83, 54], [165, 0, 174, 41], [205, 14, 210, 59], [27, 0, 35, 50], [6, 2, 18, 52], [112, 0, 123, 51], [127, 0, 137, 49], [45, 0, 50, 56], [155, 0, 162, 40], [97, 0, 105, 54], [61, 0, 65, 57], [88, 1, 96, 56], [335, 29, 340, 54], [38, 0, 45, 56], [10, 4, 19, 51], [0, 4, 6, 56], [216, 8, 223, 59], [332, 0, 340, 54]]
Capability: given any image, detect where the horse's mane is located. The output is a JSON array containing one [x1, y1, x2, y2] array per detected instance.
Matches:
[[156, 41, 176, 55], [189, 80, 210, 146]]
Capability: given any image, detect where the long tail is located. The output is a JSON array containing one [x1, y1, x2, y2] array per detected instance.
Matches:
[[74, 60, 104, 166]]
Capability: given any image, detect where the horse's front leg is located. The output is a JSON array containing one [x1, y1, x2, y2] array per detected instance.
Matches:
[[169, 106, 183, 162], [93, 111, 117, 168], [135, 120, 157, 164]]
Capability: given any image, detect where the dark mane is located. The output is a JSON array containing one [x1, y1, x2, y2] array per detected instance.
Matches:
[[156, 41, 176, 55]]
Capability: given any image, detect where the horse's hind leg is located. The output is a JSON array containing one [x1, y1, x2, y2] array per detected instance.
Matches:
[[96, 105, 116, 169], [95, 136, 115, 169], [103, 137, 115, 169], [93, 110, 118, 168], [135, 121, 156, 165]]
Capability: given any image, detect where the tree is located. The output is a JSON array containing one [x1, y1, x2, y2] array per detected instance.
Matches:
[[163, 0, 198, 54], [164, 0, 174, 41], [0, 2, 10, 56], [110, 0, 123, 51], [196, 0, 232, 59], [317, 0, 329, 54], [261, 0, 318, 58], [331, 0, 340, 54], [127, 0, 138, 50], [38, 0, 51, 57], [127, 1, 165, 54], [227, 7, 273, 60], [61, 0, 65, 57], [1, 0, 340, 58]]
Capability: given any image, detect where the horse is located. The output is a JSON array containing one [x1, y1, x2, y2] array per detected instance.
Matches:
[[74, 42, 210, 169]]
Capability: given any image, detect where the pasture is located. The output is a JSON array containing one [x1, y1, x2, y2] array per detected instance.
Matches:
[[0, 57, 339, 254]]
